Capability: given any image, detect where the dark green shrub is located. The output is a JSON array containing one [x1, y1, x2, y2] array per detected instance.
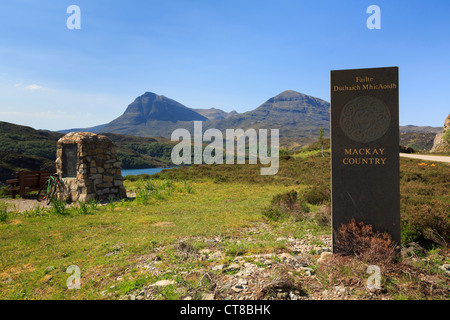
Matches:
[[263, 190, 309, 221], [314, 205, 331, 227], [0, 186, 10, 198], [77, 201, 91, 215], [262, 207, 285, 221], [123, 175, 138, 181], [0, 202, 8, 222], [443, 130, 450, 144], [303, 184, 330, 205], [50, 199, 67, 215], [401, 201, 449, 247]]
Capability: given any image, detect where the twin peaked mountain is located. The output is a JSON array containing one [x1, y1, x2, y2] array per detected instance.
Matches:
[[66, 90, 330, 143]]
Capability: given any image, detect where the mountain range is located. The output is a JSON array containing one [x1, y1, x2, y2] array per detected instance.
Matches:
[[61, 90, 331, 148], [60, 89, 442, 150]]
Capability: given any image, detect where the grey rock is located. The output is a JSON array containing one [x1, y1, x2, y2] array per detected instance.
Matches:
[[301, 267, 314, 276], [402, 242, 425, 257], [202, 293, 215, 300], [45, 266, 55, 274], [334, 286, 346, 296], [316, 247, 332, 255], [440, 264, 450, 274], [317, 251, 333, 264], [277, 292, 288, 299], [150, 280, 176, 287], [236, 279, 248, 286], [212, 264, 227, 271], [232, 285, 244, 293], [227, 263, 240, 271]]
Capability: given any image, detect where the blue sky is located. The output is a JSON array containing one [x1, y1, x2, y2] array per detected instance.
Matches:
[[0, 0, 449, 130]]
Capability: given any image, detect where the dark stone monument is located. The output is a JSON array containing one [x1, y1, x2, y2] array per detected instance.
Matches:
[[62, 144, 77, 178], [330, 67, 400, 251]]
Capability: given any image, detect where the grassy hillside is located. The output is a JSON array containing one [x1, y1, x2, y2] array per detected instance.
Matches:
[[0, 151, 56, 182], [0, 144, 448, 300], [400, 132, 436, 151], [149, 143, 449, 248], [0, 122, 177, 182], [0, 121, 63, 161]]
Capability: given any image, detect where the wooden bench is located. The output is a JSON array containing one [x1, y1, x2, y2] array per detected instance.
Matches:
[[6, 171, 55, 198]]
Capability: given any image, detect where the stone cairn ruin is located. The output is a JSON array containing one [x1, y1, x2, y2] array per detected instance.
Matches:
[[55, 132, 127, 202]]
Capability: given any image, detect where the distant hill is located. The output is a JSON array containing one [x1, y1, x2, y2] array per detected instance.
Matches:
[[203, 90, 330, 140], [58, 123, 107, 134], [400, 132, 436, 151], [194, 108, 238, 121], [0, 121, 176, 182], [0, 151, 55, 182], [0, 121, 64, 160], [99, 92, 208, 137], [399, 125, 442, 151], [399, 125, 442, 134]]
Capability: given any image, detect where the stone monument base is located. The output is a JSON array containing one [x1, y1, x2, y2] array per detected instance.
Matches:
[[56, 132, 127, 202]]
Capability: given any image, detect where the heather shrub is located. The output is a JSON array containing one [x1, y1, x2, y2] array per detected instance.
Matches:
[[400, 160, 449, 247], [303, 184, 330, 205], [314, 204, 331, 227], [263, 190, 309, 221], [401, 201, 449, 247], [317, 254, 367, 289], [333, 219, 399, 264]]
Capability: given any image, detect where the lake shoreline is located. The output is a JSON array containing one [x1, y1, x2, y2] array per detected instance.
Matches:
[[121, 167, 178, 176]]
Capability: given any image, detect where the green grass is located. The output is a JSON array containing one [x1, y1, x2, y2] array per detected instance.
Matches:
[[0, 152, 448, 300], [0, 201, 8, 222], [0, 179, 306, 299]]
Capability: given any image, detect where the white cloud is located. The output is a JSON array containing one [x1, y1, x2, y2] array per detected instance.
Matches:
[[24, 84, 44, 91], [13, 81, 24, 87]]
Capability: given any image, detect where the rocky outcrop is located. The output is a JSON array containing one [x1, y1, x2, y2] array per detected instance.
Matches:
[[430, 114, 450, 152]]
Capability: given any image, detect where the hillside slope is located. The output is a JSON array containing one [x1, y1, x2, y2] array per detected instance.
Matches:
[[0, 121, 176, 182], [100, 92, 208, 136], [203, 90, 330, 139]]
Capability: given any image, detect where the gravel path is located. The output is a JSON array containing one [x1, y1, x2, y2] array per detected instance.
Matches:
[[3, 198, 52, 212], [400, 153, 450, 163]]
